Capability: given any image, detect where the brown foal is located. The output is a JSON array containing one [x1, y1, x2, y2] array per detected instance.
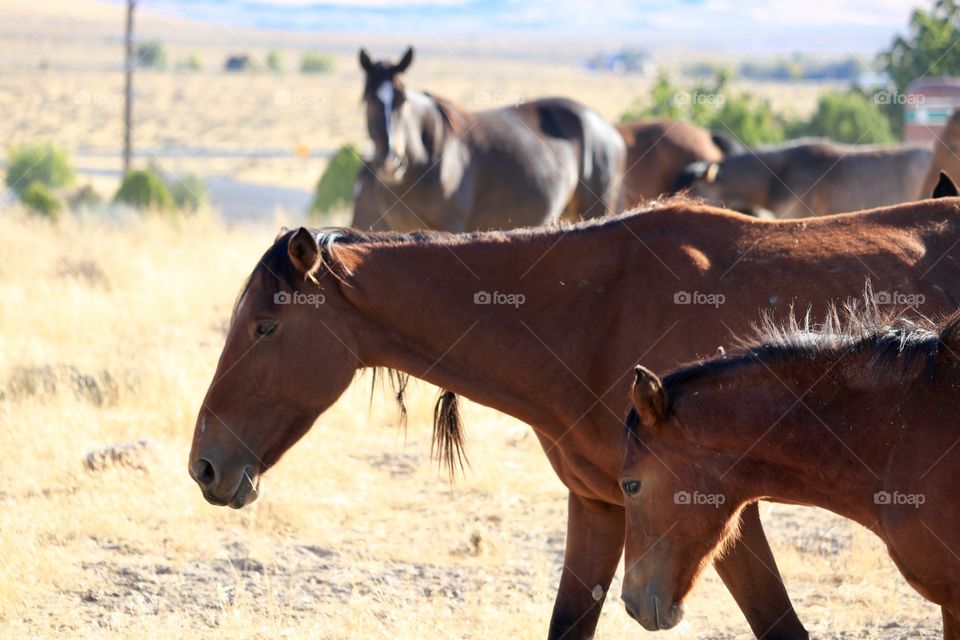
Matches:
[[621, 308, 960, 637]]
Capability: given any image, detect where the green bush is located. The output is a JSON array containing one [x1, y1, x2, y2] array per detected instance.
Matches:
[[310, 144, 363, 219], [5, 143, 74, 195], [21, 181, 63, 217], [170, 174, 207, 212], [69, 184, 102, 209], [266, 50, 284, 73], [137, 41, 167, 70], [177, 54, 202, 72], [791, 90, 896, 144], [301, 52, 334, 74], [114, 169, 175, 211]]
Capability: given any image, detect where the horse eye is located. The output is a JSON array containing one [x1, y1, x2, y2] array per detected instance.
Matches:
[[255, 322, 278, 338], [622, 479, 641, 496]]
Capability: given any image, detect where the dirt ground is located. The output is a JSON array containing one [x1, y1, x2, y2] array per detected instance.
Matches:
[[0, 211, 943, 639]]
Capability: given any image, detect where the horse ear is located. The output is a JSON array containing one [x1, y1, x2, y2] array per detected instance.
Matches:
[[359, 48, 373, 72], [394, 46, 414, 73], [632, 365, 667, 427], [287, 227, 320, 276], [933, 172, 958, 198]]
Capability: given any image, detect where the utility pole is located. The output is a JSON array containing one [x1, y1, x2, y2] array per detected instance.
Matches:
[[123, 0, 136, 175]]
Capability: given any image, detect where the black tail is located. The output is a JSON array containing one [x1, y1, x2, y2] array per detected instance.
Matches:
[[432, 390, 468, 479]]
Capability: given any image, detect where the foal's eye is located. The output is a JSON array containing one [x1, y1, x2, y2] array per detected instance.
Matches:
[[622, 479, 641, 496], [254, 322, 278, 338]]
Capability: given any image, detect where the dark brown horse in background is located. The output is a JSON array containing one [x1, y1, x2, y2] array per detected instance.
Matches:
[[189, 195, 960, 639], [357, 47, 625, 232], [621, 307, 960, 636], [680, 140, 933, 218]]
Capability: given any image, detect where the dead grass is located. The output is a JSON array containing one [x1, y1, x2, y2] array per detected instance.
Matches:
[[0, 208, 942, 639]]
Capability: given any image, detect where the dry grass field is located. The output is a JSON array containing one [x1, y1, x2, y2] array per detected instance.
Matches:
[[0, 207, 944, 639], [0, 1, 946, 638]]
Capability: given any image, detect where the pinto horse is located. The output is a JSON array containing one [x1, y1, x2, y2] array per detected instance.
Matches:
[[621, 307, 960, 636], [190, 195, 960, 640], [357, 47, 625, 232]]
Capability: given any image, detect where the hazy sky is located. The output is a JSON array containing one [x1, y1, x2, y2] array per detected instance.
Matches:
[[139, 0, 925, 54]]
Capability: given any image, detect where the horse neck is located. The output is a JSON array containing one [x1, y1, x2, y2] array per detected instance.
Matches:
[[403, 90, 453, 163], [336, 224, 644, 435], [675, 362, 895, 528]]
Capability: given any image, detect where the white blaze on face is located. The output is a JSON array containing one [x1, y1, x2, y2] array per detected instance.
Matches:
[[375, 81, 394, 157], [235, 290, 249, 317]]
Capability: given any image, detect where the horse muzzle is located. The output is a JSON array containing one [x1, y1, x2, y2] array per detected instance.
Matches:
[[189, 457, 261, 509], [377, 152, 406, 182], [622, 592, 684, 631]]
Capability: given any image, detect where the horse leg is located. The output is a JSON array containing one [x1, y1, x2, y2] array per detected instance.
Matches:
[[944, 607, 960, 640], [713, 502, 808, 639], [547, 492, 624, 640]]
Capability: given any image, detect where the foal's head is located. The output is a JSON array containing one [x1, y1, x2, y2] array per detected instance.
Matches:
[[359, 46, 414, 182], [188, 228, 363, 508], [619, 366, 743, 631]]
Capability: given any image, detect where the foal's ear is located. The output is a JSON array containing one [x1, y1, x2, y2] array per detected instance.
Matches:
[[359, 48, 373, 72], [395, 46, 414, 73], [933, 172, 958, 198], [287, 227, 321, 276], [632, 365, 667, 426]]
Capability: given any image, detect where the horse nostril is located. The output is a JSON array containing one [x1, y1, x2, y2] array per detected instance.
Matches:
[[193, 458, 216, 488]]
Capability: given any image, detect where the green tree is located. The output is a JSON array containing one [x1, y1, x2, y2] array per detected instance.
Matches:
[[5, 143, 74, 195], [792, 90, 895, 144], [879, 0, 960, 134], [706, 92, 786, 147], [619, 70, 786, 146]]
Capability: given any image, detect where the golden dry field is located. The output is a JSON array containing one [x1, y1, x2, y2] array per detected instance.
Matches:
[[0, 207, 944, 639], [0, 0, 946, 638]]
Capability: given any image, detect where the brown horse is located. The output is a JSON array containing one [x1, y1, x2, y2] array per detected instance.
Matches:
[[681, 140, 933, 218], [921, 109, 960, 198], [621, 306, 960, 636], [616, 119, 725, 209], [358, 47, 625, 232], [189, 196, 960, 640]]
